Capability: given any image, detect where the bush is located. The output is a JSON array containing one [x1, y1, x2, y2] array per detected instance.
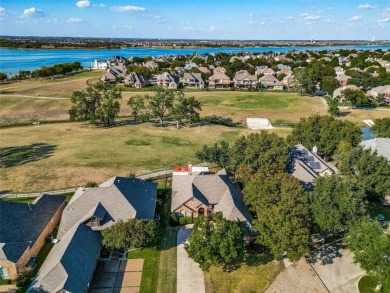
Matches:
[[85, 181, 98, 187], [0, 279, 10, 285], [179, 216, 193, 225], [202, 115, 239, 127]]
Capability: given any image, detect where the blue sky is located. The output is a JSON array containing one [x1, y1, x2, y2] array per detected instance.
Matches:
[[0, 0, 389, 40]]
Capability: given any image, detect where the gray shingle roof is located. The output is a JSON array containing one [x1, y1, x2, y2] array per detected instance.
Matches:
[[29, 177, 157, 292], [172, 169, 252, 224], [0, 194, 65, 263], [360, 138, 390, 161]]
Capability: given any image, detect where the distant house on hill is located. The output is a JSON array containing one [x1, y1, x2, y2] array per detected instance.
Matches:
[[208, 73, 231, 89], [181, 72, 205, 89], [0, 195, 66, 280], [171, 166, 252, 228], [143, 60, 159, 70], [212, 66, 226, 75], [28, 177, 157, 293], [233, 70, 257, 89], [288, 144, 339, 189], [336, 73, 351, 87], [125, 72, 149, 88], [259, 74, 284, 90], [101, 64, 127, 83], [157, 72, 179, 89]]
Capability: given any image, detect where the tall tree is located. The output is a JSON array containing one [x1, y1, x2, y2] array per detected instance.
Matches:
[[127, 95, 146, 124], [337, 146, 390, 200], [320, 76, 340, 93], [172, 94, 202, 128], [146, 88, 175, 126], [327, 98, 340, 116], [372, 118, 390, 138], [345, 219, 390, 290], [311, 175, 367, 232], [69, 82, 121, 126], [243, 173, 311, 261], [185, 212, 248, 271], [287, 115, 361, 160], [341, 88, 369, 107], [195, 141, 230, 168], [229, 132, 289, 182]]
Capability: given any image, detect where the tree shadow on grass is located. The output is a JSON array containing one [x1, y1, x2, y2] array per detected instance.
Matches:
[[0, 143, 57, 167]]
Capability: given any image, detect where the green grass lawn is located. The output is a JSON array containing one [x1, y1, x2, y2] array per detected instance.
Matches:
[[204, 252, 283, 293], [2, 193, 74, 203], [358, 276, 377, 293]]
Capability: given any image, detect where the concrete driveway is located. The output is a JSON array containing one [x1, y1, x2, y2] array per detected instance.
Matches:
[[177, 225, 205, 293], [311, 247, 365, 293]]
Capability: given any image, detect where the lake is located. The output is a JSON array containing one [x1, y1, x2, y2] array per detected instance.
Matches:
[[1, 45, 390, 74]]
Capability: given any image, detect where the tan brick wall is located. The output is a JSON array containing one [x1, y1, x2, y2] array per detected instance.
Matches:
[[174, 198, 208, 218]]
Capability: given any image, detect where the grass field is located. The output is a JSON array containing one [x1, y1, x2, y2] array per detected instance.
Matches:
[[0, 121, 290, 192], [204, 253, 283, 293]]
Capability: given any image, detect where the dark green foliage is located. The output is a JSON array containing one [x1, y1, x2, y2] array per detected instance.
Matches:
[[102, 219, 158, 250], [170, 212, 180, 226], [179, 216, 194, 225], [372, 118, 390, 138], [320, 76, 340, 93], [0, 72, 8, 81], [172, 95, 202, 127], [85, 181, 98, 187], [202, 115, 238, 127], [185, 212, 248, 271], [229, 132, 289, 181], [69, 82, 121, 126], [243, 173, 311, 261], [337, 146, 390, 200], [346, 219, 390, 290], [195, 141, 230, 168], [311, 176, 367, 232], [146, 88, 175, 126], [287, 115, 361, 160], [340, 88, 369, 107]]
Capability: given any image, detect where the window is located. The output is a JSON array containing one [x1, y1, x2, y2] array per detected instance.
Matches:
[[180, 210, 186, 217], [0, 267, 10, 280], [90, 216, 100, 227]]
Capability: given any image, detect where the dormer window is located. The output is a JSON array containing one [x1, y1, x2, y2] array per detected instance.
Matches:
[[90, 216, 100, 227]]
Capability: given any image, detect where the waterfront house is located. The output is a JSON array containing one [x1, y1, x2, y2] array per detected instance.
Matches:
[[91, 60, 108, 70], [125, 72, 149, 88], [184, 62, 198, 71], [28, 177, 157, 293], [143, 60, 159, 71], [101, 64, 127, 83], [0, 195, 66, 280]]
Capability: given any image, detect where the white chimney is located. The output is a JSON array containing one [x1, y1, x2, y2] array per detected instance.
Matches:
[[312, 146, 318, 154]]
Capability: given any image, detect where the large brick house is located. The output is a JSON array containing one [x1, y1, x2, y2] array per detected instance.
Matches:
[[171, 166, 252, 227], [0, 194, 66, 280]]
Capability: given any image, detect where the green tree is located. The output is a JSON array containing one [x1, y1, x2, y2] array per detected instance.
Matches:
[[338, 146, 390, 200], [184, 212, 248, 271], [345, 219, 390, 290], [172, 94, 202, 128], [320, 76, 340, 93], [0, 72, 8, 81], [311, 176, 366, 232], [243, 173, 311, 261], [146, 88, 175, 126], [341, 88, 369, 107], [69, 82, 121, 126], [229, 132, 289, 182], [195, 141, 230, 168], [102, 219, 158, 250], [372, 118, 390, 138], [287, 115, 361, 160], [327, 98, 340, 116], [127, 95, 146, 124]]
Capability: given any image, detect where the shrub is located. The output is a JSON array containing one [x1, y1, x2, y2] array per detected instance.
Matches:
[[170, 212, 180, 226], [179, 216, 193, 225], [85, 181, 98, 187], [0, 279, 10, 285], [202, 115, 239, 127]]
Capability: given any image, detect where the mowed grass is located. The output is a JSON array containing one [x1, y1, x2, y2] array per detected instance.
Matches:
[[204, 253, 283, 293], [0, 122, 291, 192], [358, 276, 377, 293]]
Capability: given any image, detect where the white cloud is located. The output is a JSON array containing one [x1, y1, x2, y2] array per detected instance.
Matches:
[[348, 15, 362, 21], [111, 5, 145, 12], [209, 25, 216, 32], [66, 17, 83, 23], [249, 13, 254, 17], [305, 15, 320, 20], [378, 17, 390, 22], [299, 13, 309, 17], [357, 4, 375, 9], [21, 7, 45, 18], [76, 0, 91, 8], [0, 7, 5, 15], [286, 15, 294, 19], [259, 21, 266, 25], [99, 4, 106, 7]]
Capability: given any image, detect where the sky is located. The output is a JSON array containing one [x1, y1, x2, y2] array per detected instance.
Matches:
[[0, 0, 389, 40]]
